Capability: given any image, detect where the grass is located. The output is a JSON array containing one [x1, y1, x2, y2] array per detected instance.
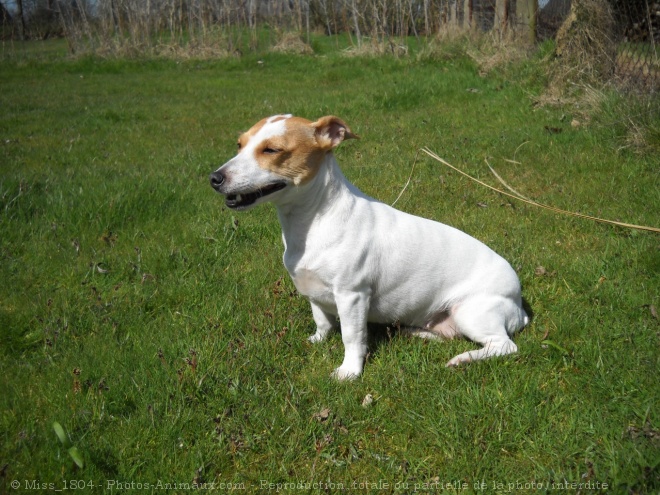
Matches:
[[1, 38, 659, 493]]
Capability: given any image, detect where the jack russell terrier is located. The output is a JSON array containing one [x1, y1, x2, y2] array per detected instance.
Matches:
[[210, 115, 529, 380]]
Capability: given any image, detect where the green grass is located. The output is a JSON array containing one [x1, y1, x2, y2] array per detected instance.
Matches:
[[1, 38, 659, 493]]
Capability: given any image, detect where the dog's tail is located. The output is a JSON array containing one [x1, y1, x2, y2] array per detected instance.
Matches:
[[521, 298, 533, 329], [508, 310, 530, 337], [508, 304, 530, 336]]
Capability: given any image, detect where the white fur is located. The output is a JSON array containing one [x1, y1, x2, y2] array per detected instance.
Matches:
[[211, 115, 529, 380]]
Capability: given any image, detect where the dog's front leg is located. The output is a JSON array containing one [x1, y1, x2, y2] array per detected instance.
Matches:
[[309, 302, 336, 343], [331, 290, 370, 381]]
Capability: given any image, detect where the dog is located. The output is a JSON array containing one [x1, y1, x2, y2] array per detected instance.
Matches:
[[210, 115, 529, 380]]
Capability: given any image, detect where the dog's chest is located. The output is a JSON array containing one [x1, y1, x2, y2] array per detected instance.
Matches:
[[280, 218, 338, 308], [290, 268, 331, 300]]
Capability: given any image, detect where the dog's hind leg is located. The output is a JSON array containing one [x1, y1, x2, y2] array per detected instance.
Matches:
[[308, 302, 337, 343], [445, 295, 524, 367], [446, 339, 518, 367]]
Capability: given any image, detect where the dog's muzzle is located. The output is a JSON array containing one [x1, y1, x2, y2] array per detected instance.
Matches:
[[209, 168, 287, 209]]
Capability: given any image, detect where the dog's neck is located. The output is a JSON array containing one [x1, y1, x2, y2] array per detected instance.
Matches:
[[277, 153, 351, 215], [275, 153, 359, 254]]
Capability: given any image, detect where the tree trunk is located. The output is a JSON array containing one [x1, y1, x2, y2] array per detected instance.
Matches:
[[449, 0, 458, 27], [16, 0, 26, 40], [320, 0, 332, 34], [463, 0, 472, 30], [351, 0, 361, 47]]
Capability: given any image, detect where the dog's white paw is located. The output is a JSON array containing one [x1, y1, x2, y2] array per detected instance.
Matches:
[[446, 353, 472, 367], [331, 365, 361, 381], [308, 330, 327, 344]]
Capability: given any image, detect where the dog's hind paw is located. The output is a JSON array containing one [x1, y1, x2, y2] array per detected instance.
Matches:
[[446, 340, 518, 367], [446, 353, 473, 367]]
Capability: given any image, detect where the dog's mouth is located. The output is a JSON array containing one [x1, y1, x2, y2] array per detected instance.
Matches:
[[225, 182, 287, 209]]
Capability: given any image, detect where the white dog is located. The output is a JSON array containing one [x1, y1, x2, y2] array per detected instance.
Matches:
[[210, 115, 529, 380]]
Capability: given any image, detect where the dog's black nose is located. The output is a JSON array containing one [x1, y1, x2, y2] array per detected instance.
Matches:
[[209, 171, 225, 190]]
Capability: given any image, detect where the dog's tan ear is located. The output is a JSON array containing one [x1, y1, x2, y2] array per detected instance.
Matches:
[[313, 116, 359, 149]]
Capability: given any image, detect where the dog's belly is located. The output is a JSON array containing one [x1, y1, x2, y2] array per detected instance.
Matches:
[[291, 267, 456, 325]]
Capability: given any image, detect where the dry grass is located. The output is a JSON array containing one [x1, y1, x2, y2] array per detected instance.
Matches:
[[100, 42, 233, 59], [533, 80, 608, 123], [416, 27, 477, 60], [415, 28, 531, 75], [271, 32, 314, 55], [541, 0, 616, 105], [154, 42, 235, 59], [608, 95, 660, 154], [533, 0, 617, 120], [467, 32, 533, 76], [66, 30, 237, 60], [342, 37, 409, 57]]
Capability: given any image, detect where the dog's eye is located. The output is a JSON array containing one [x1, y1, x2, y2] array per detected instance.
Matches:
[[262, 148, 280, 155], [237, 142, 242, 150]]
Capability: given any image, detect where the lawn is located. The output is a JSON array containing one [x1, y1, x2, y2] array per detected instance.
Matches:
[[0, 38, 658, 493]]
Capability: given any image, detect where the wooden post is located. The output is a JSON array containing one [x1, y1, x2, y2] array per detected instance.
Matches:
[[494, 0, 508, 37], [463, 0, 472, 30], [449, 0, 458, 27], [527, 0, 538, 43], [516, 0, 538, 43], [351, 0, 361, 47]]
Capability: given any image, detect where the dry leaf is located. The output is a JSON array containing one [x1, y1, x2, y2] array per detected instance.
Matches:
[[535, 266, 547, 277], [313, 408, 331, 422], [361, 394, 374, 407]]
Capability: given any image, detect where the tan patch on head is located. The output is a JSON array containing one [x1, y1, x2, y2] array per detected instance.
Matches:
[[254, 117, 328, 186], [241, 115, 357, 186], [237, 117, 269, 150]]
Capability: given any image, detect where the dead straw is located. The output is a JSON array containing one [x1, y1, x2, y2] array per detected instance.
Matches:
[[420, 148, 660, 233]]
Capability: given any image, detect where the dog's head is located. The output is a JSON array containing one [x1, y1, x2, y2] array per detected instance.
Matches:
[[210, 115, 357, 210]]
